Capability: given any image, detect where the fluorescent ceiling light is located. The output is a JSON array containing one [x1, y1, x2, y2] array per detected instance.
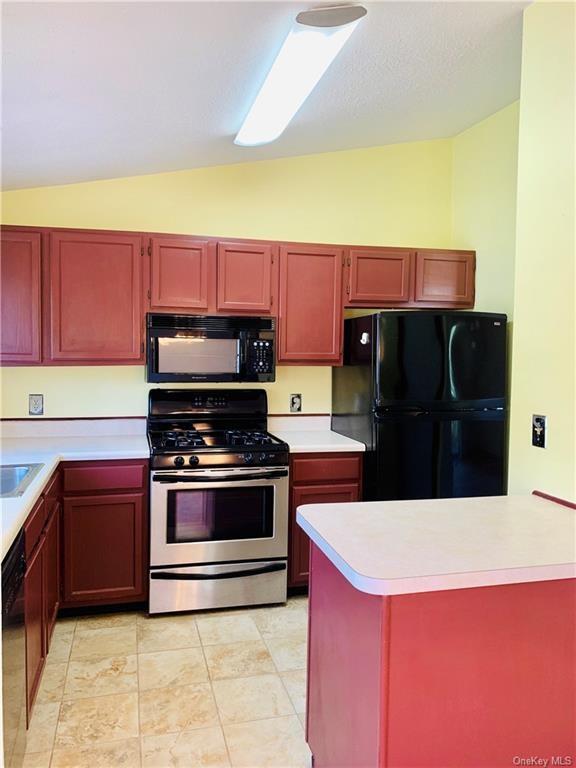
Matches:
[[235, 5, 367, 147]]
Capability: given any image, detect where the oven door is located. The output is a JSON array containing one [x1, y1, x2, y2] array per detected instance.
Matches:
[[150, 467, 289, 566]]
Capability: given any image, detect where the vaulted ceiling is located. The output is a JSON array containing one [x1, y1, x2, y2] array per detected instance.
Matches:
[[2, 1, 528, 189]]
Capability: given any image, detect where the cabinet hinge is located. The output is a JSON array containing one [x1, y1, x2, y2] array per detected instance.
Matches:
[[148, 240, 152, 257], [271, 253, 274, 264], [347, 257, 351, 267], [141, 342, 145, 354], [147, 289, 151, 300], [140, 246, 144, 256], [342, 256, 345, 266], [346, 284, 350, 295], [270, 295, 274, 306]]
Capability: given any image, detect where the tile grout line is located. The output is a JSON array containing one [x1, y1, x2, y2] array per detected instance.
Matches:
[[196, 618, 234, 767], [254, 621, 299, 720], [135, 631, 143, 768]]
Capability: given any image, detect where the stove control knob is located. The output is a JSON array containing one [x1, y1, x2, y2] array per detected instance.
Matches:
[[258, 453, 269, 464], [188, 456, 199, 467], [243, 453, 254, 465], [173, 456, 185, 467]]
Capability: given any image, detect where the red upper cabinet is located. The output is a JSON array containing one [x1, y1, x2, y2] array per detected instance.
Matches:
[[414, 250, 475, 307], [346, 248, 413, 306], [217, 241, 277, 314], [47, 230, 144, 362], [278, 244, 344, 364], [0, 229, 42, 364], [150, 236, 213, 312]]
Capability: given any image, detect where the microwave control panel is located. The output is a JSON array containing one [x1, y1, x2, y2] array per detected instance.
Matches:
[[246, 339, 274, 376]]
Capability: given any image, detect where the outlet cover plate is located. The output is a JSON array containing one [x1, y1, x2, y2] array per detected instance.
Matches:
[[532, 414, 546, 448], [29, 394, 44, 416], [290, 394, 302, 413]]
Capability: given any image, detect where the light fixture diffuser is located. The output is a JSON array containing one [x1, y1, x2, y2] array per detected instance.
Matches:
[[234, 5, 367, 147]]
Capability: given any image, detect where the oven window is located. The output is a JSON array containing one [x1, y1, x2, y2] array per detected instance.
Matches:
[[157, 338, 239, 374], [166, 487, 274, 543]]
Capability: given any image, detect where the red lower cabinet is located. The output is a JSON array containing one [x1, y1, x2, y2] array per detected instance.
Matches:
[[24, 531, 46, 722], [61, 460, 148, 608], [23, 476, 64, 722], [21, 461, 148, 724], [43, 502, 61, 648], [288, 453, 363, 588], [63, 493, 146, 605]]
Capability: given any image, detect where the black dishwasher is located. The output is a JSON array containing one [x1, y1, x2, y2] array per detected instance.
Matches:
[[2, 530, 26, 768]]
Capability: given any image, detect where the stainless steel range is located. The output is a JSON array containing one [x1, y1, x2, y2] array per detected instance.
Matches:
[[147, 389, 289, 614]]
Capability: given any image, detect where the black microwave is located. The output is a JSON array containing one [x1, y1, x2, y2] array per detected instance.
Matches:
[[146, 314, 276, 383]]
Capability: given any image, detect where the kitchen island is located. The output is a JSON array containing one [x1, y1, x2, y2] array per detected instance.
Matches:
[[297, 494, 576, 768]]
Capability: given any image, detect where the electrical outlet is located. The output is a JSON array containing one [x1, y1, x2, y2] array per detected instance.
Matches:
[[29, 394, 44, 416], [532, 414, 546, 448], [290, 393, 302, 413]]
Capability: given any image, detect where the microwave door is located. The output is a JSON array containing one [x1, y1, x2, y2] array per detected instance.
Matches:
[[157, 337, 239, 375]]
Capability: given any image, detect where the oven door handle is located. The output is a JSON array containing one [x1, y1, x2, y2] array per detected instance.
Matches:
[[150, 562, 286, 580], [152, 470, 288, 483]]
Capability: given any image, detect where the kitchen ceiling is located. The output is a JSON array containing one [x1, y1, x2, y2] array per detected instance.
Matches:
[[2, 1, 528, 190]]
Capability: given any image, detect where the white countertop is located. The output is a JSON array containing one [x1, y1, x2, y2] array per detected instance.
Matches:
[[271, 429, 365, 453], [1, 435, 149, 560], [297, 494, 576, 595]]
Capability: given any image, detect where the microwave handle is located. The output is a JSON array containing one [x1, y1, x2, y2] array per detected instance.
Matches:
[[238, 332, 246, 372]]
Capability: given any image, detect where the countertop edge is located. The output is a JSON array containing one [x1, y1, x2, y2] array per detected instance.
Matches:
[[296, 509, 576, 595]]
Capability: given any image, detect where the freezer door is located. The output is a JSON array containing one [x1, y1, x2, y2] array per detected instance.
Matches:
[[372, 410, 506, 501], [376, 312, 507, 407]]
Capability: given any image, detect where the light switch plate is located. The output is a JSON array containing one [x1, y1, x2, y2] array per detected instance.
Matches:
[[29, 394, 44, 416], [290, 394, 302, 413]]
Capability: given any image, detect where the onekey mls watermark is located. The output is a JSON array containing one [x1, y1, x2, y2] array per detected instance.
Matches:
[[512, 758, 573, 767]]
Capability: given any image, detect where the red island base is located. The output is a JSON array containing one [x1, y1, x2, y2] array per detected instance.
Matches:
[[305, 545, 576, 768]]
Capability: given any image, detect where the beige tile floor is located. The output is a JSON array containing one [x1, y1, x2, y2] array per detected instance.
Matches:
[[24, 597, 311, 768]]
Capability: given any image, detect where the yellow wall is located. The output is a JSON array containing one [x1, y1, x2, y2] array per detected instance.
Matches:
[[0, 365, 331, 418], [508, 1, 576, 499], [452, 102, 519, 318], [1, 138, 453, 418], [1, 139, 452, 246]]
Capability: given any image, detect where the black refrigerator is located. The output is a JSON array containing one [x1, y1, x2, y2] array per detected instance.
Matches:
[[332, 311, 508, 501]]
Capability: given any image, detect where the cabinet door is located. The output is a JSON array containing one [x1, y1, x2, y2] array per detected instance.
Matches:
[[63, 493, 146, 605], [217, 241, 276, 314], [25, 539, 45, 721], [48, 230, 143, 361], [43, 503, 61, 651], [150, 236, 212, 311], [347, 248, 413, 305], [414, 250, 475, 307], [279, 245, 344, 364], [289, 483, 360, 587], [0, 229, 42, 364]]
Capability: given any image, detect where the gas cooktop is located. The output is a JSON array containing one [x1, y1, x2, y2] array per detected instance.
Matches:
[[149, 427, 287, 452], [147, 389, 289, 470]]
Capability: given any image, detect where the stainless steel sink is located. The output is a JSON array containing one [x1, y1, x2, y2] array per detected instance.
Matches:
[[0, 464, 44, 497]]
